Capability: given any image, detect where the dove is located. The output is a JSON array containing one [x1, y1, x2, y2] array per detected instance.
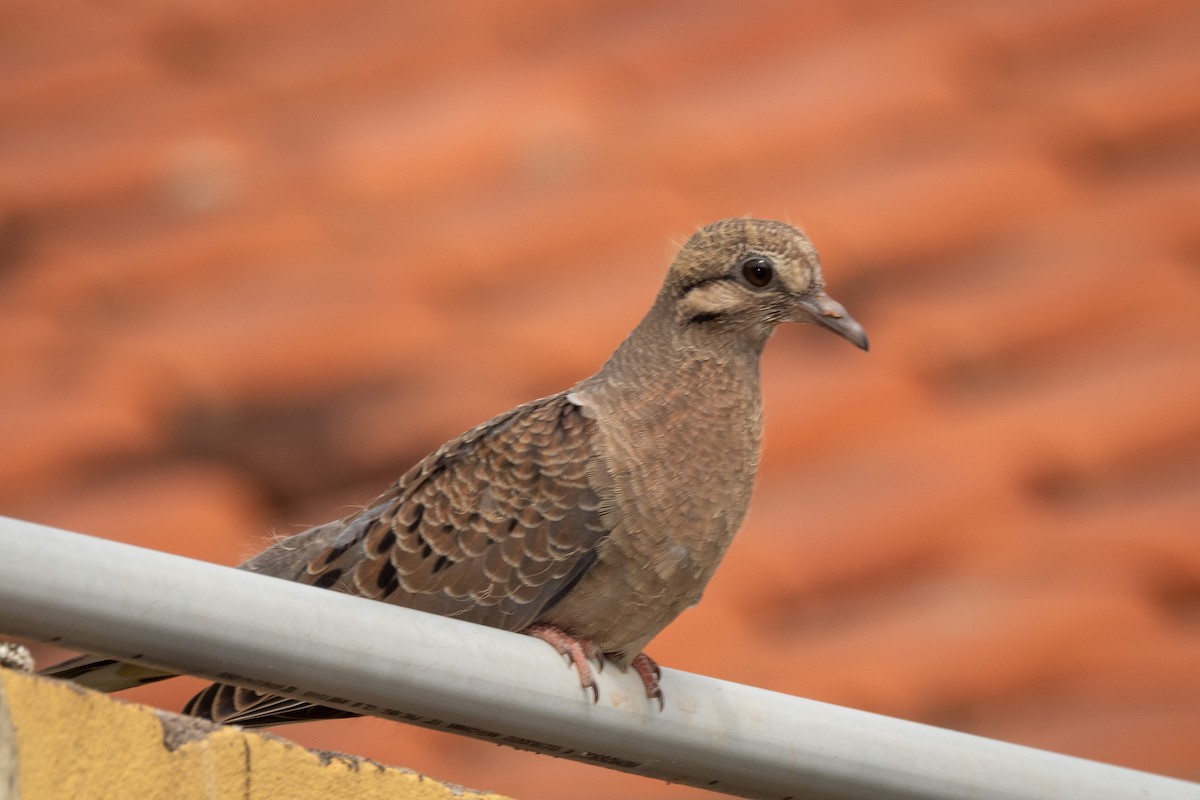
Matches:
[[44, 218, 867, 725]]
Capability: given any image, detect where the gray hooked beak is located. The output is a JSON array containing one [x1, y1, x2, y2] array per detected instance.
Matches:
[[794, 291, 869, 351]]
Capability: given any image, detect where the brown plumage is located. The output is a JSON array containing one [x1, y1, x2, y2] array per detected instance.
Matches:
[[43, 218, 868, 726]]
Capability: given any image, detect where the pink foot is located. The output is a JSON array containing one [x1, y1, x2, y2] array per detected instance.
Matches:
[[523, 623, 604, 702], [631, 652, 664, 710]]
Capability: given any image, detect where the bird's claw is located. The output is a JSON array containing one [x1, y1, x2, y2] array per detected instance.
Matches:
[[523, 625, 664, 709], [631, 652, 664, 711], [523, 623, 604, 703]]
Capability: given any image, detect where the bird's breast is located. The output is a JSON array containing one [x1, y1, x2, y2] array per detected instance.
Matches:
[[546, 360, 763, 656]]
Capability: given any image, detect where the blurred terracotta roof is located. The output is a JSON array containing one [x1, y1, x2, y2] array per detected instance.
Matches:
[[2, 1, 1199, 797]]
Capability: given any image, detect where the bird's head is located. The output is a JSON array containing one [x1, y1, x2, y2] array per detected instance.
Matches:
[[664, 218, 868, 351]]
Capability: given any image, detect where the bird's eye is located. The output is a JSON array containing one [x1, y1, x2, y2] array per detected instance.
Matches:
[[741, 257, 774, 288]]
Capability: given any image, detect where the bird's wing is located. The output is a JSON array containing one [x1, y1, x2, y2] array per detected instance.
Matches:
[[186, 391, 615, 726]]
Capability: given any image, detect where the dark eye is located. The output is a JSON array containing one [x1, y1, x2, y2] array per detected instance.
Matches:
[[741, 257, 774, 288]]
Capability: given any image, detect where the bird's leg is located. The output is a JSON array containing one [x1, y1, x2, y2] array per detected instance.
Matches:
[[523, 623, 604, 702], [630, 652, 663, 710]]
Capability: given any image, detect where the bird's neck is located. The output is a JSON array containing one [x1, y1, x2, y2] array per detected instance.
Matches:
[[576, 296, 767, 420], [570, 292, 767, 587]]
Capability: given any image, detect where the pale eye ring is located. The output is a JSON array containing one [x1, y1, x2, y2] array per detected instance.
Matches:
[[740, 257, 774, 288]]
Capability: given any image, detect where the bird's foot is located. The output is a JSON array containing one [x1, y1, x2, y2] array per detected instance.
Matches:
[[523, 623, 604, 702], [630, 652, 664, 710]]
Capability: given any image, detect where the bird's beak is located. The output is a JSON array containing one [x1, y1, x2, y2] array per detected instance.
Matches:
[[793, 291, 869, 351]]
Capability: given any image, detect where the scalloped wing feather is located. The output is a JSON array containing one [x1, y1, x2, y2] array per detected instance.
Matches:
[[186, 391, 613, 726]]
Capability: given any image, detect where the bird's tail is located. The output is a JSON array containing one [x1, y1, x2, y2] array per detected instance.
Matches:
[[40, 654, 176, 693], [183, 682, 360, 727]]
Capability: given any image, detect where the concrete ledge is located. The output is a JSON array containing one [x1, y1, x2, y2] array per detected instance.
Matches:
[[0, 667, 512, 800]]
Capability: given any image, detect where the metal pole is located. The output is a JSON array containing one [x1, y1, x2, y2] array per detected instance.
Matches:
[[0, 516, 1196, 800]]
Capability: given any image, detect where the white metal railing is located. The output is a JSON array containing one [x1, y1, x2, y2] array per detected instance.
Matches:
[[1, 516, 1197, 800]]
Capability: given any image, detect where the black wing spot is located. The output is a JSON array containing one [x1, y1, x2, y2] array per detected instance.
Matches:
[[432, 555, 452, 574], [405, 505, 425, 533], [371, 527, 397, 556], [312, 568, 343, 589], [488, 517, 519, 545], [375, 558, 398, 590], [426, 455, 449, 480], [536, 549, 598, 616], [312, 541, 351, 569]]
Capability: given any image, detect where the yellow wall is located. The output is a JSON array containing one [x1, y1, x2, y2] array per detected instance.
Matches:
[[0, 667, 511, 800]]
